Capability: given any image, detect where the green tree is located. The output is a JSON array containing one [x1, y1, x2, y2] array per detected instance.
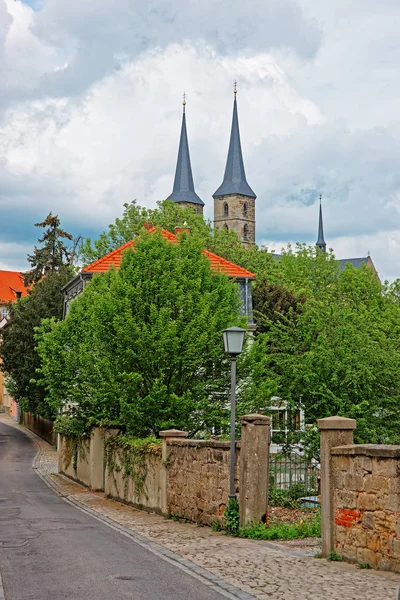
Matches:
[[0, 268, 73, 418], [25, 213, 73, 285], [252, 277, 304, 333], [37, 232, 245, 436], [243, 255, 400, 445]]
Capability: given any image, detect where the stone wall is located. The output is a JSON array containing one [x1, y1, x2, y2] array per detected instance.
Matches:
[[58, 434, 92, 488], [58, 414, 271, 526], [331, 444, 400, 572], [105, 447, 163, 514], [22, 412, 56, 446], [58, 427, 107, 490], [166, 439, 238, 525]]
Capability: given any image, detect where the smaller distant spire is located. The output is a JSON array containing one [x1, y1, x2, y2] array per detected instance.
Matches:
[[316, 194, 327, 253]]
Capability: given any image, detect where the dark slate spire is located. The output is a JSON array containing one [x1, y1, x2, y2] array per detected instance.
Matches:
[[213, 87, 256, 199], [316, 195, 327, 253], [167, 96, 204, 207]]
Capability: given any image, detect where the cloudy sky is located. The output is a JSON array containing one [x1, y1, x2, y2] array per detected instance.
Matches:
[[0, 0, 399, 280]]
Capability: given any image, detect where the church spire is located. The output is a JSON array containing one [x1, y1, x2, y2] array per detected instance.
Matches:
[[316, 195, 326, 253], [167, 94, 204, 212], [213, 85, 256, 199]]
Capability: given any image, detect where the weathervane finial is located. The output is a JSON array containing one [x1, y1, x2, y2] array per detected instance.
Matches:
[[319, 193, 322, 204], [182, 91, 186, 113], [234, 80, 238, 95]]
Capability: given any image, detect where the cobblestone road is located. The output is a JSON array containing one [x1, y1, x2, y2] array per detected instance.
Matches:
[[2, 415, 400, 600]]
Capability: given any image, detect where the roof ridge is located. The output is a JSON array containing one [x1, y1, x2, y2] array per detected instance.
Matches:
[[83, 227, 256, 279], [202, 249, 256, 278], [82, 239, 135, 272]]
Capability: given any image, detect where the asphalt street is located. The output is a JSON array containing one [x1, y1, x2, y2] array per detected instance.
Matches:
[[0, 422, 228, 600]]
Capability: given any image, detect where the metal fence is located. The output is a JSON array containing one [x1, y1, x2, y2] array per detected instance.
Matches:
[[269, 452, 320, 494]]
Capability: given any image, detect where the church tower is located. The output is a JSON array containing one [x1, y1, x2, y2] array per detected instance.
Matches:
[[316, 195, 327, 253], [167, 95, 204, 215], [213, 86, 256, 245]]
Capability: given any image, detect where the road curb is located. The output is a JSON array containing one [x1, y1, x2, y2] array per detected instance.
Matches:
[[0, 570, 5, 600]]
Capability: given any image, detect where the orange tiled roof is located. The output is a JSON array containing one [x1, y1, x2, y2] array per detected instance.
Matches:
[[0, 271, 29, 304], [83, 228, 256, 279]]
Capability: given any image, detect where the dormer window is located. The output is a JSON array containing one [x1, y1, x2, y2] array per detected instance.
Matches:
[[243, 224, 249, 241], [223, 203, 229, 217], [243, 203, 247, 217]]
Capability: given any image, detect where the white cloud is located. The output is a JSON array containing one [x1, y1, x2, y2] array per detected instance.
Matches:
[[0, 45, 324, 229], [0, 0, 399, 282]]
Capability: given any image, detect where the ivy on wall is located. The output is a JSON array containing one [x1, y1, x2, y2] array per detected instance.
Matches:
[[104, 435, 162, 498]]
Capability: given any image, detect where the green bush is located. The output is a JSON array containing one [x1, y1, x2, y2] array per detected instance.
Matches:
[[224, 498, 240, 535], [268, 483, 317, 508]]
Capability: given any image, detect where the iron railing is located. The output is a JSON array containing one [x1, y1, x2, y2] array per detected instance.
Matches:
[[269, 452, 320, 494]]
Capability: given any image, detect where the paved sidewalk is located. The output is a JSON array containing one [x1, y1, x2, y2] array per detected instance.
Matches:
[[2, 415, 400, 600]]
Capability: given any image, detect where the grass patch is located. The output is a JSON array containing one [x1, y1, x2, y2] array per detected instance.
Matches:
[[211, 520, 223, 532], [357, 562, 371, 569], [239, 510, 320, 540], [328, 551, 342, 561]]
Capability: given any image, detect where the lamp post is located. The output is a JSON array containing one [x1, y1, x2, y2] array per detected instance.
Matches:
[[222, 326, 246, 501]]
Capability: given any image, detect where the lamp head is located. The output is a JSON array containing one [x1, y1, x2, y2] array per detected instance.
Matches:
[[222, 326, 246, 357]]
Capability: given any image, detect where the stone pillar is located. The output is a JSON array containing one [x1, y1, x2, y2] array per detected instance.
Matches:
[[90, 427, 105, 491], [318, 416, 356, 557], [239, 414, 270, 526], [159, 429, 188, 514], [57, 434, 63, 473]]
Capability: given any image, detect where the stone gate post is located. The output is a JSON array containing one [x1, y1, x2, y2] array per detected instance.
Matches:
[[239, 414, 271, 526], [89, 427, 105, 491], [318, 416, 356, 557], [159, 429, 188, 514]]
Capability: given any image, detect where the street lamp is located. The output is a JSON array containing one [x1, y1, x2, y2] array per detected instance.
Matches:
[[222, 326, 246, 501]]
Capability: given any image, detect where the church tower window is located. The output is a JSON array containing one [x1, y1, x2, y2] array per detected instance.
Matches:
[[224, 223, 229, 231], [224, 203, 229, 217], [243, 224, 249, 241], [243, 203, 247, 217]]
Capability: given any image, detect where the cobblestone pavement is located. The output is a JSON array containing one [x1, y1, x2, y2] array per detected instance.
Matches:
[[2, 414, 400, 600]]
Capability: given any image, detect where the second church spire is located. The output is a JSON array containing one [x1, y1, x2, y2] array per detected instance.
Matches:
[[213, 85, 256, 245]]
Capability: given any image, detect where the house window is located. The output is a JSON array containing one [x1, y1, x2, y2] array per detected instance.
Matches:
[[1, 309, 9, 319], [243, 203, 247, 217], [243, 223, 249, 241], [223, 203, 229, 217], [223, 223, 229, 231]]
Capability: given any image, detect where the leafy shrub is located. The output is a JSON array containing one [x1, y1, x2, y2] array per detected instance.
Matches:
[[224, 498, 240, 535], [268, 483, 317, 508]]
